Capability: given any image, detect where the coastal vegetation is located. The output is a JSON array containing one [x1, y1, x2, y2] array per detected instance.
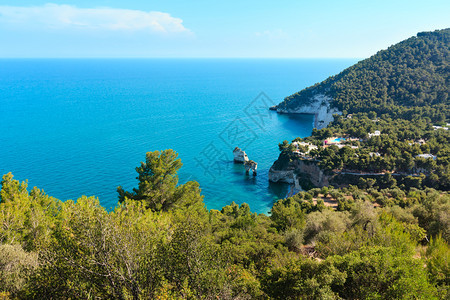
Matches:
[[1, 153, 448, 299], [1, 29, 449, 299], [272, 29, 449, 190], [274, 111, 450, 190]]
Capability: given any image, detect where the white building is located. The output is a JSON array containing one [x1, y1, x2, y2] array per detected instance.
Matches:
[[416, 154, 437, 160], [292, 142, 318, 154], [368, 131, 381, 138]]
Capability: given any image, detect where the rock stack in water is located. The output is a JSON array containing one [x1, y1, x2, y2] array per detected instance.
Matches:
[[233, 147, 249, 163], [244, 160, 258, 176], [233, 147, 258, 176]]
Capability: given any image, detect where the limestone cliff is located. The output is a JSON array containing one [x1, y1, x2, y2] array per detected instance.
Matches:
[[268, 153, 330, 188], [268, 169, 295, 184], [276, 94, 341, 130], [294, 159, 330, 187]]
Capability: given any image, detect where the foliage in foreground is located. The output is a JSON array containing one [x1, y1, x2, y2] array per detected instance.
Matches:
[[0, 150, 448, 299]]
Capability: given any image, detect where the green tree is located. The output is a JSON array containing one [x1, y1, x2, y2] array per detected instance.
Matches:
[[262, 257, 345, 299], [271, 198, 305, 232], [117, 150, 205, 213], [423, 234, 449, 298], [0, 173, 60, 251], [0, 244, 38, 298], [28, 197, 167, 299], [330, 247, 437, 299]]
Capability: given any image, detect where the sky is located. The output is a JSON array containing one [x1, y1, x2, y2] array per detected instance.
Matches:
[[0, 0, 449, 58]]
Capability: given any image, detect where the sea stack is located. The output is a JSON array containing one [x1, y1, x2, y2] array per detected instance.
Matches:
[[233, 147, 249, 163], [244, 160, 258, 176]]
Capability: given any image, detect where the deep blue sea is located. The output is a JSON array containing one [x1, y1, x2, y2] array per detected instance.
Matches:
[[0, 59, 357, 213]]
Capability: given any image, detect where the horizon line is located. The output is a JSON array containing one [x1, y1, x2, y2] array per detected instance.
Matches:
[[0, 56, 363, 60]]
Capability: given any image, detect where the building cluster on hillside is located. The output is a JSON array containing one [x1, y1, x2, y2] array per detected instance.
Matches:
[[415, 154, 437, 160], [369, 152, 381, 157], [323, 137, 359, 149], [408, 139, 427, 146], [292, 141, 318, 155], [433, 125, 449, 130], [368, 130, 381, 138]]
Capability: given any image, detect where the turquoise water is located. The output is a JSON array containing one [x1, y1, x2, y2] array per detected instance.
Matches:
[[0, 59, 357, 213]]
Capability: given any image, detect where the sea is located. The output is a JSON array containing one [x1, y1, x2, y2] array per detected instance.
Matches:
[[0, 59, 357, 214]]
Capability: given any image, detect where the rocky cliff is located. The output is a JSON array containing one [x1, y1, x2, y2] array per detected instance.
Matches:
[[294, 159, 330, 187], [268, 169, 295, 184], [268, 153, 331, 188], [276, 94, 341, 129]]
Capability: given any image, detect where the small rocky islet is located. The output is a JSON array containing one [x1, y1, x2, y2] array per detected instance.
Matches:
[[233, 147, 257, 176]]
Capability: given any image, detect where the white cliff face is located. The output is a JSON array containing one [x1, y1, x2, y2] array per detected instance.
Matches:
[[268, 159, 330, 187], [268, 168, 295, 184], [233, 147, 249, 163], [277, 94, 341, 129]]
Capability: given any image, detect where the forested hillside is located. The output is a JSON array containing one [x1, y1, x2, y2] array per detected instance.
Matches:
[[0, 151, 449, 299], [277, 29, 449, 123]]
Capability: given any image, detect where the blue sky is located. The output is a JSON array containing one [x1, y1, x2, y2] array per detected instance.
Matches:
[[0, 0, 449, 58]]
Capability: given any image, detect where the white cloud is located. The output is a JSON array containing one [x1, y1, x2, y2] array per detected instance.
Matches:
[[0, 3, 190, 34]]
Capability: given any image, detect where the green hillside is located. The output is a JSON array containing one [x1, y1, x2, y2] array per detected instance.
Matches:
[[277, 29, 449, 123], [273, 29, 450, 190]]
